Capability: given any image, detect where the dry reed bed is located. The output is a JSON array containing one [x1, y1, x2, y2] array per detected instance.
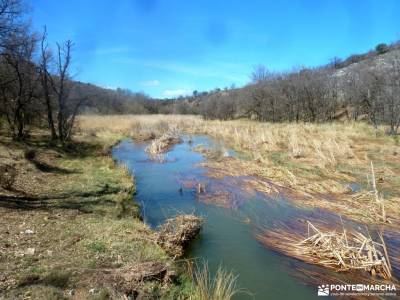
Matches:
[[257, 221, 396, 280]]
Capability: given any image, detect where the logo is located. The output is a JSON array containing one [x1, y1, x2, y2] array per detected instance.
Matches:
[[318, 285, 330, 296], [317, 283, 397, 297]]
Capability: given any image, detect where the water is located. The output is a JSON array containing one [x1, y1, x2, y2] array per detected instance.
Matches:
[[111, 136, 328, 299]]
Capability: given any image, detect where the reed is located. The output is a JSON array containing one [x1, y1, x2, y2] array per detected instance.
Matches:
[[145, 129, 181, 161], [190, 262, 240, 300], [257, 221, 393, 279], [155, 214, 203, 259]]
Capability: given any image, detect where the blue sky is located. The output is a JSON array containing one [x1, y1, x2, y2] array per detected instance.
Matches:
[[28, 0, 400, 98]]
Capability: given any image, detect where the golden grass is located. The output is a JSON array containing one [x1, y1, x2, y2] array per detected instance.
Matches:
[[257, 221, 393, 280], [188, 262, 241, 300], [145, 129, 182, 161], [78, 115, 400, 224]]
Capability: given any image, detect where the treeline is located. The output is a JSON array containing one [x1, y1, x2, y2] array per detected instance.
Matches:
[[191, 44, 400, 135], [0, 0, 159, 141]]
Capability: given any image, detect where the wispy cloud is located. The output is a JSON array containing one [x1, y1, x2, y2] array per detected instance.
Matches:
[[94, 47, 135, 55], [113, 58, 248, 83], [140, 80, 160, 87], [163, 89, 192, 98]]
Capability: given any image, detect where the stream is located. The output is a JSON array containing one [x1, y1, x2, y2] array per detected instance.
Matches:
[[111, 135, 379, 299]]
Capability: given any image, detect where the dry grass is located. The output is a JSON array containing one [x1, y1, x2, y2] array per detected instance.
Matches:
[[77, 114, 201, 141], [145, 129, 182, 161], [155, 214, 204, 259], [78, 115, 400, 224], [258, 221, 393, 279], [187, 262, 241, 300]]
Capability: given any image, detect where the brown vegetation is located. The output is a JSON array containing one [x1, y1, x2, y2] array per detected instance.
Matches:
[[155, 214, 204, 259], [145, 128, 182, 161], [257, 221, 394, 280]]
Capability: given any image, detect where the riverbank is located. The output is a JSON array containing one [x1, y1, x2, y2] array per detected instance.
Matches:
[[0, 129, 201, 299]]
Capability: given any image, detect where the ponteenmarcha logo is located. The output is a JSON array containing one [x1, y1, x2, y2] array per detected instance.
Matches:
[[318, 285, 330, 296], [317, 283, 397, 297]]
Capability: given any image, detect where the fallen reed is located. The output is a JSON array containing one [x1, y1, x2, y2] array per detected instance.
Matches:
[[257, 221, 393, 279]]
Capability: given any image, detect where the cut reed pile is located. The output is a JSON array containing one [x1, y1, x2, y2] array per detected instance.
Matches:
[[156, 214, 204, 259], [145, 129, 181, 161], [257, 221, 393, 280]]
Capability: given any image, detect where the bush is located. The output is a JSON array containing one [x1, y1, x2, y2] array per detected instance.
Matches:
[[0, 164, 17, 190], [375, 43, 388, 54], [42, 270, 71, 288], [24, 148, 36, 160], [87, 241, 107, 253]]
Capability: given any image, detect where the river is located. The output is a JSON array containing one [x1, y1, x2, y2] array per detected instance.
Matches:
[[112, 135, 362, 299]]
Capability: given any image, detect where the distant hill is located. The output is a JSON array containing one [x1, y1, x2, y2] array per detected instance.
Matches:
[[76, 41, 400, 130]]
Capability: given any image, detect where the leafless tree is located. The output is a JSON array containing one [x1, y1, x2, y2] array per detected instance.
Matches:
[[39, 26, 57, 139], [0, 30, 39, 138], [49, 39, 85, 142], [381, 54, 400, 134], [251, 64, 273, 83]]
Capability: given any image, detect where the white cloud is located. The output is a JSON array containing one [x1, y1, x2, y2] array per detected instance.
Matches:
[[140, 80, 160, 87], [99, 84, 117, 90], [162, 89, 192, 98]]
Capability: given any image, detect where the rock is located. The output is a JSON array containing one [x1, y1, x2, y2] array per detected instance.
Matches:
[[24, 229, 34, 234], [25, 248, 35, 256]]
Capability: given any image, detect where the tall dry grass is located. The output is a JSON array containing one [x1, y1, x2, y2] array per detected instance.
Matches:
[[78, 114, 396, 168], [188, 262, 241, 300]]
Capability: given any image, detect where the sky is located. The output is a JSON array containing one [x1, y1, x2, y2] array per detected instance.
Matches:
[[27, 0, 400, 98]]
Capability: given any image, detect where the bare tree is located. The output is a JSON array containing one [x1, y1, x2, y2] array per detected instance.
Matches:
[[0, 0, 25, 49], [39, 26, 57, 139], [382, 54, 400, 134], [50, 39, 85, 142], [251, 65, 272, 83], [0, 30, 38, 138]]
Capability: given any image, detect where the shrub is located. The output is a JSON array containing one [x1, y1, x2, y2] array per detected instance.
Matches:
[[0, 164, 17, 190], [375, 43, 389, 54], [42, 270, 71, 288]]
